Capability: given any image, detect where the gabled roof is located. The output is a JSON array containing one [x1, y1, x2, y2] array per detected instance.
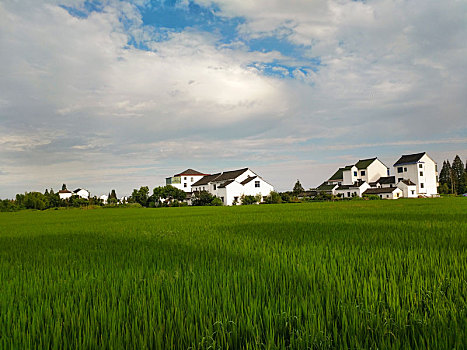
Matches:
[[355, 157, 377, 169], [394, 152, 426, 166], [73, 188, 81, 193], [218, 180, 235, 188], [376, 176, 395, 185], [317, 182, 338, 191], [343, 165, 354, 171], [364, 187, 400, 195], [174, 169, 209, 176], [192, 173, 221, 186], [212, 168, 249, 182], [336, 181, 367, 190], [58, 189, 71, 194], [400, 179, 416, 186], [328, 168, 344, 181], [240, 176, 257, 185]]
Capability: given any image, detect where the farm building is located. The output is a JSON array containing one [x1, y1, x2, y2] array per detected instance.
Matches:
[[58, 189, 72, 200], [165, 169, 210, 193], [317, 152, 438, 198], [191, 168, 274, 206]]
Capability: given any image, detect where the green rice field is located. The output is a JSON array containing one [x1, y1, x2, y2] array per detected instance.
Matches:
[[0, 198, 466, 349]]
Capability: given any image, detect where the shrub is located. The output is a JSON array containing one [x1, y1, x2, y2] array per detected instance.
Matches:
[[211, 197, 223, 206], [241, 195, 257, 205]]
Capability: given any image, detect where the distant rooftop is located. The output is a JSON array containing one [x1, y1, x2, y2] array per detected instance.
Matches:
[[394, 152, 426, 166]]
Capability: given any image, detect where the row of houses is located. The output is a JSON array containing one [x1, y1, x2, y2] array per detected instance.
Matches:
[[166, 168, 274, 206], [316, 152, 438, 199], [58, 187, 127, 204]]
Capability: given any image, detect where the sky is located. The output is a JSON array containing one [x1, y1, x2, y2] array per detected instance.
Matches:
[[0, 0, 466, 198]]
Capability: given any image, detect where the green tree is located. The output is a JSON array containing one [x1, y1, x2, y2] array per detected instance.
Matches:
[[438, 161, 453, 193], [192, 191, 215, 206], [451, 155, 465, 194], [110, 189, 117, 200], [265, 191, 282, 204], [62, 184, 67, 191], [131, 186, 150, 207], [293, 180, 304, 195], [241, 195, 257, 205]]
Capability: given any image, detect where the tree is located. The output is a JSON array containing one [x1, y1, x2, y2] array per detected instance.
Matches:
[[293, 180, 304, 195], [211, 197, 223, 206], [192, 191, 215, 206], [62, 184, 67, 191], [451, 155, 465, 194], [438, 161, 453, 194], [131, 186, 150, 207], [110, 189, 117, 200], [241, 195, 257, 205], [265, 191, 282, 204]]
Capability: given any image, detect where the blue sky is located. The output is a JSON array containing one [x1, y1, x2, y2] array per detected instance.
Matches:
[[0, 0, 466, 197]]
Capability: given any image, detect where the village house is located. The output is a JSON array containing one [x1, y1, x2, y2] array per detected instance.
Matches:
[[393, 152, 438, 197], [165, 169, 210, 193], [58, 189, 72, 200], [73, 188, 90, 199], [317, 152, 438, 199], [191, 168, 274, 206]]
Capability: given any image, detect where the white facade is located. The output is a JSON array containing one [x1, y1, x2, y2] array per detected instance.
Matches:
[[58, 190, 72, 200], [364, 187, 403, 199], [335, 181, 371, 198], [166, 169, 209, 193], [342, 166, 358, 185], [192, 168, 274, 205], [342, 158, 389, 186], [393, 153, 438, 197], [397, 180, 417, 198], [74, 189, 90, 199], [99, 194, 108, 204]]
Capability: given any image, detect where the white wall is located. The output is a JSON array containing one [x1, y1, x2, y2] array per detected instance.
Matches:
[[367, 160, 389, 183], [393, 154, 438, 197], [342, 166, 357, 185]]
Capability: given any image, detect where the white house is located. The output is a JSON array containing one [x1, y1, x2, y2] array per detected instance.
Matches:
[[99, 194, 108, 204], [166, 169, 210, 193], [58, 189, 72, 200], [370, 176, 396, 188], [334, 180, 371, 198], [342, 158, 389, 185], [363, 187, 403, 199], [73, 188, 90, 199], [192, 168, 274, 205], [393, 152, 438, 197], [397, 179, 418, 198]]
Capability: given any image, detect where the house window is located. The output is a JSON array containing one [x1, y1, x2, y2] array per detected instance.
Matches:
[[191, 177, 193, 182], [411, 190, 415, 195], [361, 170, 366, 176], [387, 169, 390, 176], [386, 195, 389, 198], [420, 183, 424, 189], [419, 171, 423, 176], [397, 193, 400, 198], [347, 192, 350, 197], [213, 184, 217, 190], [184, 177, 187, 180], [404, 167, 407, 172], [255, 181, 260, 188], [398, 178, 403, 182], [397, 167, 403, 173], [353, 171, 357, 176], [419, 164, 423, 168], [221, 197, 224, 202], [184, 183, 187, 188]]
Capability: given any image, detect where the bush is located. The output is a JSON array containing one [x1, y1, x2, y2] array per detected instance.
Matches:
[[363, 194, 381, 200], [241, 195, 258, 205], [265, 191, 282, 204], [211, 197, 223, 206]]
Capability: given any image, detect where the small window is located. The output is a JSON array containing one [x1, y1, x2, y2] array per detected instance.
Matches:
[[397, 167, 403, 173], [255, 181, 260, 188], [184, 177, 187, 180], [191, 177, 193, 182], [397, 193, 400, 198], [361, 170, 366, 176], [420, 183, 424, 189], [387, 169, 390, 176], [221, 197, 224, 202], [404, 167, 407, 172], [353, 171, 357, 176], [419, 171, 423, 176], [213, 184, 217, 190], [347, 192, 351, 197], [419, 164, 423, 168], [398, 178, 403, 182], [184, 183, 187, 188], [411, 190, 415, 195]]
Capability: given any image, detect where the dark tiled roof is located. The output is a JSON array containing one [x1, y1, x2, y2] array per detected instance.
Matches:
[[336, 180, 367, 190], [240, 176, 257, 185], [192, 173, 221, 186], [317, 182, 337, 191], [174, 169, 209, 176], [355, 158, 377, 169], [328, 168, 344, 181], [58, 189, 71, 194], [218, 180, 235, 188], [401, 179, 416, 186], [343, 165, 354, 170], [376, 176, 395, 185], [73, 188, 82, 193], [364, 187, 399, 195], [213, 168, 249, 182], [394, 152, 425, 166]]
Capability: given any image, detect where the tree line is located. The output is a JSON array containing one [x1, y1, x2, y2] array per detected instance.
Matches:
[[438, 155, 467, 194]]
